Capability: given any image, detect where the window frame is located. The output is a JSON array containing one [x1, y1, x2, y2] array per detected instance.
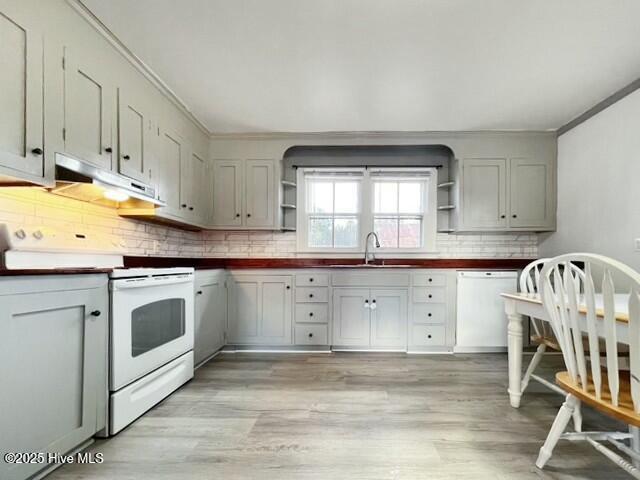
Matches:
[[296, 167, 437, 254]]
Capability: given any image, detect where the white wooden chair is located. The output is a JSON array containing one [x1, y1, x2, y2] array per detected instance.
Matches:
[[519, 258, 583, 430], [536, 253, 640, 477]]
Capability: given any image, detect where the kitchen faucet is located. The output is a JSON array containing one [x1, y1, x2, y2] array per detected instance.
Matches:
[[364, 231, 381, 265]]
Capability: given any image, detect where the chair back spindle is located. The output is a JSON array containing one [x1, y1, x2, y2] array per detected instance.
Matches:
[[540, 254, 640, 411]]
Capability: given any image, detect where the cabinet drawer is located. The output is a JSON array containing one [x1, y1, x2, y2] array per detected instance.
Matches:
[[295, 287, 329, 303], [413, 287, 446, 303], [295, 304, 329, 323], [411, 303, 446, 325], [410, 325, 446, 346], [413, 273, 446, 287], [295, 273, 329, 287], [295, 324, 329, 345]]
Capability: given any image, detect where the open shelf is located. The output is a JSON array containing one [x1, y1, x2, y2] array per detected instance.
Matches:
[[437, 205, 455, 211], [281, 180, 297, 188], [437, 181, 455, 189]]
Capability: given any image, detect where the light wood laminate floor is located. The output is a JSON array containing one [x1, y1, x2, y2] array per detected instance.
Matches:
[[49, 352, 627, 479]]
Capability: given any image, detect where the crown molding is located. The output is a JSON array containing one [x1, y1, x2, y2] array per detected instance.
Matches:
[[69, 0, 211, 136], [209, 129, 557, 141]]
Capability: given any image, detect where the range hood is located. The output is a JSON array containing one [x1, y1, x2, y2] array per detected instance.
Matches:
[[50, 154, 165, 209]]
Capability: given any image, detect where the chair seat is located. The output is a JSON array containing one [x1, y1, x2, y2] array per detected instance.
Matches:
[[556, 370, 640, 427]]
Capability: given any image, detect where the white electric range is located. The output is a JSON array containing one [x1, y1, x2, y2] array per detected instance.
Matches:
[[0, 224, 195, 435]]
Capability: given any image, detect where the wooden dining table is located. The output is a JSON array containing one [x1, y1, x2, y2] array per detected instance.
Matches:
[[501, 292, 630, 408]]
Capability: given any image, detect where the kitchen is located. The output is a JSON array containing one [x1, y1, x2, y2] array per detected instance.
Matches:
[[1, 1, 639, 479]]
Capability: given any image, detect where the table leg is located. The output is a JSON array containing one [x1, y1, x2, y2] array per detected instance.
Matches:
[[506, 299, 524, 408]]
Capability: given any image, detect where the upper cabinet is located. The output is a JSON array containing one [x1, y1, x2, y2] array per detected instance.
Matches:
[[211, 159, 278, 229], [0, 7, 45, 183], [454, 156, 554, 232], [63, 47, 115, 171], [117, 88, 155, 185]]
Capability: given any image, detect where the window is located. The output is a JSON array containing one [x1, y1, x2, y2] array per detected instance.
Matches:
[[298, 167, 437, 252], [305, 171, 362, 248]]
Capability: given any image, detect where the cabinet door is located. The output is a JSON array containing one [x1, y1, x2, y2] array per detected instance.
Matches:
[[212, 160, 243, 227], [333, 288, 371, 347], [0, 281, 107, 480], [228, 276, 260, 343], [245, 159, 275, 228], [509, 157, 553, 229], [461, 158, 507, 229], [156, 128, 183, 213], [63, 48, 114, 170], [194, 273, 226, 365], [183, 150, 209, 223], [260, 276, 292, 345], [370, 289, 407, 348], [118, 89, 153, 184], [0, 8, 44, 178]]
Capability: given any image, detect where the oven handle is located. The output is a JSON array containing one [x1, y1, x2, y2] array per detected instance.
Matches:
[[111, 274, 193, 290]]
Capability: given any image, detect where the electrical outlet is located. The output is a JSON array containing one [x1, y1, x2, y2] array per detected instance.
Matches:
[[635, 238, 640, 252]]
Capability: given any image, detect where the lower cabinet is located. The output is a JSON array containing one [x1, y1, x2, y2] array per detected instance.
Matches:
[[0, 275, 108, 480], [194, 270, 227, 365], [333, 288, 408, 349], [228, 274, 293, 345]]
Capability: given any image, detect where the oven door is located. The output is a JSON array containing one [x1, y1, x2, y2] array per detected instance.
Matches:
[[110, 274, 194, 391]]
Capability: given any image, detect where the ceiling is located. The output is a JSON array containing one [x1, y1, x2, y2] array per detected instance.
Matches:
[[82, 0, 640, 134]]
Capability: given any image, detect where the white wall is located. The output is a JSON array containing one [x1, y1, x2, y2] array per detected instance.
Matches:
[[539, 89, 640, 270]]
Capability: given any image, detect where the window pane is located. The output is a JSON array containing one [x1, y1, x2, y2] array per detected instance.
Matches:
[[308, 181, 333, 213], [334, 217, 358, 248], [334, 182, 359, 213], [309, 217, 332, 247], [373, 182, 398, 214], [399, 218, 421, 248], [399, 182, 422, 214], [374, 217, 398, 248]]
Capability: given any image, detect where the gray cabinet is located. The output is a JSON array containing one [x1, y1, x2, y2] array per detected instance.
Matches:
[[456, 157, 554, 231], [0, 275, 108, 480], [212, 159, 278, 229], [509, 157, 553, 229], [228, 274, 293, 345], [117, 88, 154, 184], [0, 5, 44, 182], [155, 127, 183, 213], [194, 270, 227, 365], [333, 288, 407, 349], [63, 47, 115, 171]]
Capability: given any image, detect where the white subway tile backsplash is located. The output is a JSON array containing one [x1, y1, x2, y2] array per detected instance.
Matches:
[[0, 189, 538, 259]]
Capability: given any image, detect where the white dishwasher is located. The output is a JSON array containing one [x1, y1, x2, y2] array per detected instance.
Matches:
[[455, 271, 518, 352]]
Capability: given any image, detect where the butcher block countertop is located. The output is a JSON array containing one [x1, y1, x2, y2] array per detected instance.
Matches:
[[123, 257, 534, 270], [0, 268, 113, 276]]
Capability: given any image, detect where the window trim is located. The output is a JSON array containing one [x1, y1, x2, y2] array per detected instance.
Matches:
[[296, 167, 438, 254]]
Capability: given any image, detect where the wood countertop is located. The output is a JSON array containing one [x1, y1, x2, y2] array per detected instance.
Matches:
[[0, 268, 113, 276], [123, 256, 534, 270]]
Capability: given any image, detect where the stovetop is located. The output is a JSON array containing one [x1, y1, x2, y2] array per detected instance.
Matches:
[[109, 267, 194, 279]]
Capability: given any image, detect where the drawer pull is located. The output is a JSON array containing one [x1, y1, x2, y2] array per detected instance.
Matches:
[[428, 278, 433, 282], [427, 334, 432, 339], [308, 333, 313, 338], [428, 313, 432, 317], [309, 312, 314, 317], [90, 310, 101, 317], [309, 277, 314, 282], [428, 294, 433, 299], [286, 285, 291, 290], [309, 293, 314, 298]]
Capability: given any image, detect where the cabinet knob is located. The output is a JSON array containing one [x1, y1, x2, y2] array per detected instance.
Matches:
[[501, 214, 506, 219], [247, 213, 251, 218], [372, 299, 376, 303], [196, 290, 203, 295], [512, 214, 517, 218], [309, 312, 314, 317], [122, 154, 130, 160], [428, 294, 433, 299], [235, 213, 240, 218], [104, 147, 113, 153], [427, 334, 432, 339], [309, 277, 314, 282], [189, 207, 194, 211], [428, 278, 432, 282], [181, 204, 187, 208], [428, 313, 432, 317], [286, 285, 290, 290], [309, 293, 314, 298], [308, 333, 313, 338], [90, 310, 101, 317], [31, 147, 43, 156]]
